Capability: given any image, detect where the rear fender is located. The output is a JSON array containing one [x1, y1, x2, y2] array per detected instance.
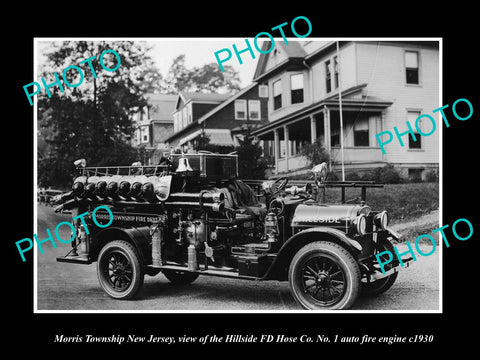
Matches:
[[262, 227, 362, 281], [90, 226, 151, 265]]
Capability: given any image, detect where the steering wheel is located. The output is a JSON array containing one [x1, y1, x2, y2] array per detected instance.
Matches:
[[270, 177, 289, 194]]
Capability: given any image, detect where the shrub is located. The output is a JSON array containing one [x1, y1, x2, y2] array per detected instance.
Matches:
[[360, 170, 377, 182], [425, 169, 439, 183], [323, 182, 439, 223], [299, 138, 330, 167], [326, 171, 339, 181], [345, 172, 361, 181], [379, 165, 401, 184], [360, 164, 401, 184]]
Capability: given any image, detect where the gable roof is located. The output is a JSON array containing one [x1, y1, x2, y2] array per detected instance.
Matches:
[[175, 91, 232, 110], [253, 41, 308, 81], [197, 83, 257, 125], [165, 84, 259, 143], [145, 93, 177, 120]]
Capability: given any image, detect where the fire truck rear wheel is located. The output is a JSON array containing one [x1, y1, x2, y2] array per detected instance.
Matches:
[[288, 241, 361, 310], [163, 270, 199, 285], [97, 240, 144, 300]]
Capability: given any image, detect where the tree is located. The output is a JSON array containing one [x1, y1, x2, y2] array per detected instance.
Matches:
[[165, 54, 241, 93], [235, 130, 268, 179], [38, 41, 156, 188], [136, 64, 165, 94]]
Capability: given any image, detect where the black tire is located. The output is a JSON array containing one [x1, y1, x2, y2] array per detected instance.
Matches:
[[288, 241, 361, 310], [361, 239, 398, 296], [163, 270, 199, 285], [97, 240, 144, 300]]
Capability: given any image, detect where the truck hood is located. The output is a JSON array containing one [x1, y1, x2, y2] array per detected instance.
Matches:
[[291, 203, 369, 232]]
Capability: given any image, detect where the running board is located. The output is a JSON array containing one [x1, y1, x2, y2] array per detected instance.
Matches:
[[148, 264, 258, 280]]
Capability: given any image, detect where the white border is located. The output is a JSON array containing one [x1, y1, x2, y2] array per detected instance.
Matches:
[[33, 37, 442, 314]]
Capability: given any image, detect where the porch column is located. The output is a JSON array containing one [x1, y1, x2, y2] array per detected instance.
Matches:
[[310, 115, 317, 143], [323, 106, 331, 168], [273, 129, 279, 175], [284, 125, 290, 172], [284, 125, 290, 158]]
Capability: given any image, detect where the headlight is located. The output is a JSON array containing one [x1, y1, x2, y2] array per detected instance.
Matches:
[[354, 214, 367, 236], [375, 210, 388, 230], [269, 198, 285, 216]]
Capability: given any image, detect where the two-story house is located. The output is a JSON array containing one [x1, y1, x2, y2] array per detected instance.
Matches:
[[166, 84, 269, 151], [132, 93, 177, 164], [251, 40, 440, 180]]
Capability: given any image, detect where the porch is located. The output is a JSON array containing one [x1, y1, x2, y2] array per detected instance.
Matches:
[[254, 99, 391, 176]]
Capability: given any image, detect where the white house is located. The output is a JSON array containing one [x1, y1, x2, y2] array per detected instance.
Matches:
[[251, 40, 440, 180]]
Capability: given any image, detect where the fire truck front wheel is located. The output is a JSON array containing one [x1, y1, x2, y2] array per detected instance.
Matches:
[[97, 240, 144, 300]]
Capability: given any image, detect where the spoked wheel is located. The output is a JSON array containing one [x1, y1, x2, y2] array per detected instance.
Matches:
[[289, 241, 361, 310], [97, 240, 144, 300], [361, 238, 399, 296]]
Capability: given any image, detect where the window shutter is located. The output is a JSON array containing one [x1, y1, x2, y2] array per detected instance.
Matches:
[[259, 85, 268, 98]]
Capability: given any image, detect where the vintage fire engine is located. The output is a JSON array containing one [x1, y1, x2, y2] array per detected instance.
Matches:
[[54, 152, 410, 310]]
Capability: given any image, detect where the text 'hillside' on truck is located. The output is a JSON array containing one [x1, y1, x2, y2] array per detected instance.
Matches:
[[53, 151, 412, 310]]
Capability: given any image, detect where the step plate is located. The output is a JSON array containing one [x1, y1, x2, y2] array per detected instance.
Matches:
[[56, 254, 92, 264]]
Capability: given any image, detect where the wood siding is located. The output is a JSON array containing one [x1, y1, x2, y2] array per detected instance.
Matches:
[[354, 42, 440, 165]]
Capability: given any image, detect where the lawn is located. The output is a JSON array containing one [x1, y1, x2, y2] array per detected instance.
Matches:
[[322, 182, 439, 224]]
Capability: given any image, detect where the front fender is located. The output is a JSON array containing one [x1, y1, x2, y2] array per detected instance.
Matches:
[[385, 227, 402, 242], [287, 227, 362, 253], [262, 227, 362, 281]]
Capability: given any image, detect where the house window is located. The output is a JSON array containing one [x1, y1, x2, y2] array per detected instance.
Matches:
[[140, 125, 149, 144], [408, 168, 423, 182], [182, 107, 187, 128], [290, 140, 305, 156], [354, 119, 369, 146], [405, 51, 419, 84], [141, 106, 149, 121], [135, 128, 141, 144], [266, 140, 274, 157], [331, 128, 340, 147], [290, 73, 304, 104], [177, 112, 181, 130], [279, 140, 286, 158], [407, 111, 422, 149], [187, 103, 192, 124], [248, 100, 261, 120], [173, 112, 179, 132], [177, 111, 182, 130], [325, 60, 332, 93], [273, 79, 282, 110], [235, 99, 247, 120]]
